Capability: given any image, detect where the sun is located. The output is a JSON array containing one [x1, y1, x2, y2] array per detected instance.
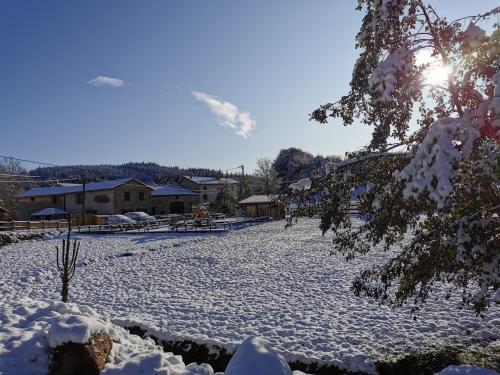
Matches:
[[424, 64, 451, 85], [416, 49, 451, 86]]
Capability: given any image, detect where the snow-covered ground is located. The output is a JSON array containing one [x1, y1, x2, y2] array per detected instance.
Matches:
[[0, 219, 498, 373], [0, 297, 220, 375]]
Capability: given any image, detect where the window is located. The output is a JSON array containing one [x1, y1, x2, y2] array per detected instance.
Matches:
[[76, 193, 83, 204], [124, 192, 130, 201], [52, 196, 57, 204], [203, 186, 207, 190], [94, 194, 110, 203], [138, 191, 144, 201], [30, 197, 35, 202], [175, 195, 179, 200], [203, 194, 208, 201]]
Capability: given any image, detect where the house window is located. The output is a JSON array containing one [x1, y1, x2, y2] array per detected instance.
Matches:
[[175, 195, 179, 200], [138, 191, 144, 201], [52, 196, 57, 204], [94, 194, 110, 203], [203, 186, 207, 190], [124, 192, 130, 201], [76, 193, 83, 204], [203, 194, 208, 201], [30, 197, 35, 202]]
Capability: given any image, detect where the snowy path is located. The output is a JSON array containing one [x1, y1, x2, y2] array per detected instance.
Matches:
[[0, 219, 498, 373]]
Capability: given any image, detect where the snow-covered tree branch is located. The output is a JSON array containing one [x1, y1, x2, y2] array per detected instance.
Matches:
[[300, 1, 499, 314]]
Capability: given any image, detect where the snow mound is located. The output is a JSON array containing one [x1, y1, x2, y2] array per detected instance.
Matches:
[[225, 336, 292, 375], [435, 365, 499, 375], [48, 313, 111, 348], [0, 297, 217, 375]]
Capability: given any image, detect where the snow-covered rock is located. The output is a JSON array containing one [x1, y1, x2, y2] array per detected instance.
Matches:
[[225, 337, 292, 375], [0, 297, 216, 375], [435, 365, 499, 375]]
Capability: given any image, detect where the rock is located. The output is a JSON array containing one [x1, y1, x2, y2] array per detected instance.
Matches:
[[49, 333, 112, 375], [225, 337, 292, 375]]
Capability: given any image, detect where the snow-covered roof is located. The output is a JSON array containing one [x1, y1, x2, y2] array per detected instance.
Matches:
[[31, 207, 69, 216], [16, 178, 147, 198], [151, 184, 197, 196], [238, 195, 278, 204], [182, 176, 240, 185]]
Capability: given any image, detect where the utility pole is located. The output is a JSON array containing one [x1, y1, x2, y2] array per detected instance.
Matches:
[[81, 176, 86, 226], [238, 165, 245, 199]]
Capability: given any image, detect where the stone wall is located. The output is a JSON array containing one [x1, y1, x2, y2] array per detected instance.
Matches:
[[113, 181, 153, 214], [65, 190, 114, 215]]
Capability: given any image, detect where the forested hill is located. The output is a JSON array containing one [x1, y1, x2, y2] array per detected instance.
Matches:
[[29, 162, 220, 184]]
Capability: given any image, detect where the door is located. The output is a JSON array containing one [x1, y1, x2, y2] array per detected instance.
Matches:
[[169, 201, 185, 214]]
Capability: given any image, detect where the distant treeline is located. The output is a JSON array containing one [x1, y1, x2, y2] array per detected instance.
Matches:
[[29, 162, 222, 184], [28, 149, 342, 187]]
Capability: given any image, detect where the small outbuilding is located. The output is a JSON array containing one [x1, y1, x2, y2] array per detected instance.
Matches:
[[238, 195, 284, 220], [0, 207, 9, 221]]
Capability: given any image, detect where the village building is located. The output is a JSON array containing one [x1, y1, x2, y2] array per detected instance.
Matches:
[[238, 195, 284, 220], [179, 176, 240, 205], [15, 178, 154, 220], [15, 176, 243, 220], [150, 184, 199, 215]]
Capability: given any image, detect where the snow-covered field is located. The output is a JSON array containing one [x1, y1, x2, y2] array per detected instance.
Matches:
[[0, 219, 498, 373]]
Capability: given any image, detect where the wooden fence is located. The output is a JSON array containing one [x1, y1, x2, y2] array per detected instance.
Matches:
[[0, 214, 105, 232], [0, 220, 73, 231]]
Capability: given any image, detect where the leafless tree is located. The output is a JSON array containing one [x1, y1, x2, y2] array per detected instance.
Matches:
[[56, 224, 80, 303]]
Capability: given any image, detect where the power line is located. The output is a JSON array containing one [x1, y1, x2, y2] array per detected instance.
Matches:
[[0, 178, 80, 184], [0, 155, 58, 167], [0, 174, 40, 178]]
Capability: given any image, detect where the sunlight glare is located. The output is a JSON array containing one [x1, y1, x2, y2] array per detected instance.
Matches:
[[416, 49, 451, 86]]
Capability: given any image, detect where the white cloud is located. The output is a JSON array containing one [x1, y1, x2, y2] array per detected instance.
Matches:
[[88, 76, 124, 88], [192, 91, 255, 139]]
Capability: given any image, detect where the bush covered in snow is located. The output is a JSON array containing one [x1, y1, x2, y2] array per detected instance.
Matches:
[[0, 231, 58, 247]]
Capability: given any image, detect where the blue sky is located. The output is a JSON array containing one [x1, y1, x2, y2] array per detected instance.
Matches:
[[0, 1, 497, 172]]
